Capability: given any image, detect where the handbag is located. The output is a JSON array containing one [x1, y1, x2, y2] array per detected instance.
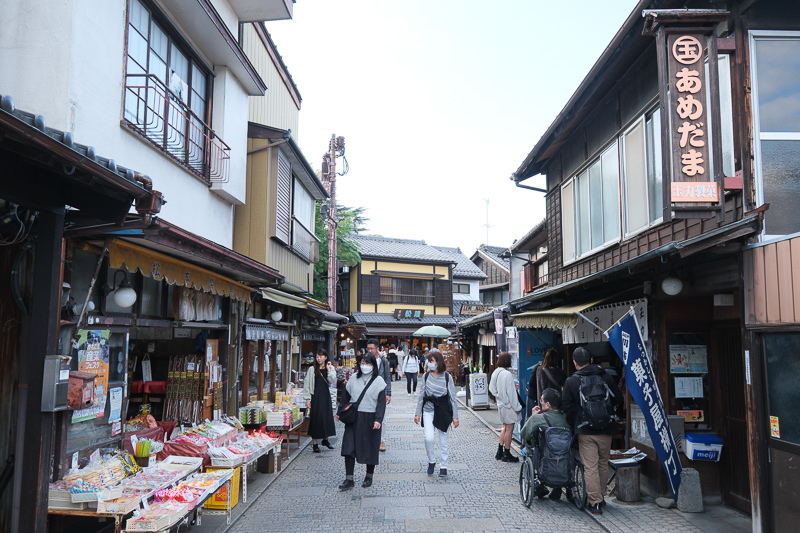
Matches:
[[337, 374, 378, 425]]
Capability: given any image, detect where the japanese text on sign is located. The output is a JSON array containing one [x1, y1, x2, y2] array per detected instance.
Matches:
[[668, 33, 718, 204]]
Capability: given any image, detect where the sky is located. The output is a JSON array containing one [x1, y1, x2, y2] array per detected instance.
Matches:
[[267, 0, 639, 255]]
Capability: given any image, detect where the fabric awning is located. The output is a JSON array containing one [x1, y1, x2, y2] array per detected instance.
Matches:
[[478, 333, 496, 346], [511, 298, 606, 329], [109, 239, 253, 302], [319, 321, 339, 332], [261, 287, 308, 309], [365, 326, 446, 336]]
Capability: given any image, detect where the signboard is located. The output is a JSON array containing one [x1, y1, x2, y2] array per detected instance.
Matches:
[[393, 308, 425, 319], [564, 299, 648, 344], [460, 304, 490, 316], [71, 329, 111, 423], [469, 373, 489, 408], [606, 310, 682, 501]]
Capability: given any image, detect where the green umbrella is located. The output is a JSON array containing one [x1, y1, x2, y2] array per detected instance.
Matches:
[[412, 325, 452, 338]]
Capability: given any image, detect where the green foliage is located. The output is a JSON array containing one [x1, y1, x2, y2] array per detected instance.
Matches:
[[314, 203, 368, 302]]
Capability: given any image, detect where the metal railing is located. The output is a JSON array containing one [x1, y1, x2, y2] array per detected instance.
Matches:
[[123, 73, 230, 184], [291, 216, 320, 263], [379, 293, 434, 305]]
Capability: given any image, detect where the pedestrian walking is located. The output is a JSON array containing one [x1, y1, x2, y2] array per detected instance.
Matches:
[[414, 349, 459, 477], [402, 348, 421, 394], [388, 344, 399, 381], [303, 349, 337, 453], [365, 338, 391, 452], [562, 347, 623, 514], [489, 352, 522, 462], [526, 348, 567, 418], [336, 352, 386, 490]]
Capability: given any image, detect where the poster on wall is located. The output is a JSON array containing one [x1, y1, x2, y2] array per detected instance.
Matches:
[[72, 329, 111, 423], [670, 345, 708, 373], [675, 376, 704, 398]]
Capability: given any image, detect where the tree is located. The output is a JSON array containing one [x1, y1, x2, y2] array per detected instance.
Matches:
[[314, 203, 368, 303]]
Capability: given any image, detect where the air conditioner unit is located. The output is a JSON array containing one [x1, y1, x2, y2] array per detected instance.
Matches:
[[42, 355, 72, 412], [538, 246, 547, 255]]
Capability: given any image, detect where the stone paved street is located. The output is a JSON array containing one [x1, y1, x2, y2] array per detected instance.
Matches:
[[224, 388, 729, 533]]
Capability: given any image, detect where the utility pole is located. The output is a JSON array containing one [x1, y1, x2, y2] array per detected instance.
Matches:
[[483, 198, 492, 244], [321, 134, 345, 311]]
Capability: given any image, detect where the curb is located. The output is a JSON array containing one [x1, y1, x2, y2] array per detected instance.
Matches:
[[457, 396, 613, 533], [211, 437, 312, 533]]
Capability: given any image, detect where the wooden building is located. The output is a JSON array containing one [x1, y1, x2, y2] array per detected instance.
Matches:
[[470, 244, 511, 307], [508, 2, 800, 530]]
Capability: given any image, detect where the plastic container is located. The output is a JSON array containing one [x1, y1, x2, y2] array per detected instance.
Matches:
[[203, 466, 240, 510], [684, 433, 723, 461]]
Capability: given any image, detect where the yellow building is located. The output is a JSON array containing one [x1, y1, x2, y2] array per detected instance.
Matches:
[[341, 235, 457, 348]]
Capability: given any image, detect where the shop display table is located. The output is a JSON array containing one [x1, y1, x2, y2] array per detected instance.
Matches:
[[238, 441, 281, 503], [267, 418, 304, 460], [195, 468, 234, 526]]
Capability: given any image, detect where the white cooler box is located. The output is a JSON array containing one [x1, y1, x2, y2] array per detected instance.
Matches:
[[684, 433, 723, 461]]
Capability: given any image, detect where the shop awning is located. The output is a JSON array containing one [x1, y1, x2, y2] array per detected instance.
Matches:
[[365, 326, 448, 337], [511, 298, 606, 329], [109, 239, 253, 302], [261, 287, 307, 309], [319, 321, 340, 332], [478, 333, 496, 346]]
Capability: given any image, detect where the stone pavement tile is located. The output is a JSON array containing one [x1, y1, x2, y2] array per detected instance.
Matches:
[[490, 484, 519, 495], [405, 517, 505, 532], [373, 472, 430, 481], [360, 495, 446, 508], [423, 483, 465, 493], [385, 506, 431, 520]]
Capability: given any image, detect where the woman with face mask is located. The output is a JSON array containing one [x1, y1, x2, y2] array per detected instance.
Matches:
[[414, 349, 459, 477], [335, 353, 387, 490]]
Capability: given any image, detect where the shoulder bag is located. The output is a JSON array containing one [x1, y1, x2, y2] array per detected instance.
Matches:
[[337, 374, 378, 425]]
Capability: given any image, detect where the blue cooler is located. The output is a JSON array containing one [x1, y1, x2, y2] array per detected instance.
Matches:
[[684, 433, 723, 461]]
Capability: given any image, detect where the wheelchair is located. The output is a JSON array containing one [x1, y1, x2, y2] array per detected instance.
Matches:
[[519, 441, 587, 510]]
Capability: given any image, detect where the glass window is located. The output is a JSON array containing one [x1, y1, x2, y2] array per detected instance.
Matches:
[[623, 118, 648, 234], [752, 33, 800, 237], [293, 179, 315, 231], [562, 143, 621, 261], [764, 333, 800, 446], [645, 109, 663, 224]]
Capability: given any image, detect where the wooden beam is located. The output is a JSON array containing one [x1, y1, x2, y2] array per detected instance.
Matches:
[[241, 341, 251, 407], [256, 339, 265, 401]]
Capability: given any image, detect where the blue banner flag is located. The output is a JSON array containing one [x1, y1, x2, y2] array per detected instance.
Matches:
[[606, 310, 682, 501]]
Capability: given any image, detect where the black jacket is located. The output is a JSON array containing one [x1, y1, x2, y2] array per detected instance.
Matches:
[[562, 365, 623, 436]]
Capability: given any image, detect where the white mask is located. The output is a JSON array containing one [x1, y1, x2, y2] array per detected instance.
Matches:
[[360, 365, 372, 374], [427, 361, 437, 371]]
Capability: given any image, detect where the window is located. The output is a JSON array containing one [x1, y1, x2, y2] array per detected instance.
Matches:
[[379, 278, 433, 305], [272, 150, 319, 262], [751, 32, 800, 237], [124, 0, 229, 183], [561, 143, 621, 262], [622, 108, 663, 236], [453, 283, 471, 294], [481, 289, 508, 307]]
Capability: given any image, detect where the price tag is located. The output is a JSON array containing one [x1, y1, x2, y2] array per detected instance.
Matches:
[[90, 449, 100, 462], [187, 362, 195, 372], [72, 452, 79, 470], [141, 498, 150, 510]]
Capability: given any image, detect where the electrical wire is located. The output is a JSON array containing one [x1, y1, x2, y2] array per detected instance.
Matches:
[[336, 154, 349, 177]]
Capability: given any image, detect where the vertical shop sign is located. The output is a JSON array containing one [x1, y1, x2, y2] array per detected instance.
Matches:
[[71, 329, 111, 423], [493, 308, 506, 352], [606, 310, 682, 501]]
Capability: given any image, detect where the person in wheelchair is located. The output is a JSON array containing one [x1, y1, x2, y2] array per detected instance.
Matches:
[[520, 388, 572, 500]]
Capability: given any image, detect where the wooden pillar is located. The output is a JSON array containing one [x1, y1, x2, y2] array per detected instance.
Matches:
[[269, 340, 277, 402], [256, 339, 265, 400], [241, 341, 251, 407], [12, 208, 63, 533]]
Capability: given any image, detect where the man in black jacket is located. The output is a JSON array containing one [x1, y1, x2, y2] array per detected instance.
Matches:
[[562, 347, 623, 515]]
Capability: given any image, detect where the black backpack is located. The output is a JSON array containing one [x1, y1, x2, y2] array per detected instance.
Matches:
[[536, 414, 573, 488], [577, 374, 616, 430]]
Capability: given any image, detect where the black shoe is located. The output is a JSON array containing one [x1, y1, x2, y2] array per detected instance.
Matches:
[[599, 499, 606, 508], [427, 462, 436, 475], [321, 440, 334, 450], [501, 449, 519, 463], [548, 487, 562, 501], [495, 445, 504, 460], [534, 482, 548, 499], [589, 503, 603, 515], [312, 444, 320, 453], [361, 477, 372, 488], [566, 490, 574, 503], [338, 479, 354, 491]]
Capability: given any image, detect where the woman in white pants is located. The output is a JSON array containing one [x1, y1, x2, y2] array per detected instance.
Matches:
[[414, 349, 459, 477]]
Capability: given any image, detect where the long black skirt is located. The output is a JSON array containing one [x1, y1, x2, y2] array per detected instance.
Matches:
[[340, 411, 382, 466], [308, 376, 336, 440]]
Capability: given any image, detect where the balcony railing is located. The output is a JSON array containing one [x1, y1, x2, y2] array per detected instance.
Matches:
[[291, 216, 320, 263], [379, 293, 434, 306], [123, 74, 230, 184]]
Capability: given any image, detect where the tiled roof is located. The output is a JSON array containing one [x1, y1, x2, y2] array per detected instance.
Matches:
[[478, 244, 510, 270], [432, 246, 488, 280], [348, 235, 453, 263], [510, 219, 547, 252], [350, 313, 457, 327]]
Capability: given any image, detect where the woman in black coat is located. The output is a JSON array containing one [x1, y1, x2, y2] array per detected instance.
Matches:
[[336, 353, 387, 490], [526, 348, 567, 417]]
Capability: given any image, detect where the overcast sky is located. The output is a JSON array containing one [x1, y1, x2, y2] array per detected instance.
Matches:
[[267, 0, 638, 255]]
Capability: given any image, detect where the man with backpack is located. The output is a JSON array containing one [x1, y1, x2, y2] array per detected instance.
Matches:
[[520, 388, 572, 500], [562, 347, 623, 515]]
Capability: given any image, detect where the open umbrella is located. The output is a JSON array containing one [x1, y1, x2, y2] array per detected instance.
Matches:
[[412, 325, 452, 338]]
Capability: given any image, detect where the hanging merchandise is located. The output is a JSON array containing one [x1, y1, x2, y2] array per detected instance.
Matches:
[[164, 355, 204, 425]]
